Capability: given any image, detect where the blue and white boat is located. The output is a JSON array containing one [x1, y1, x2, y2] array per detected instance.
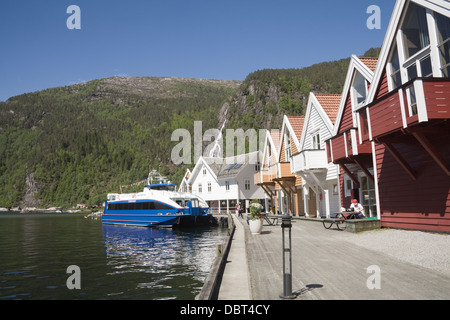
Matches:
[[102, 184, 209, 227]]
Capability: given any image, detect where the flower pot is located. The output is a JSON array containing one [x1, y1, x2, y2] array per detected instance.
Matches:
[[249, 219, 263, 234]]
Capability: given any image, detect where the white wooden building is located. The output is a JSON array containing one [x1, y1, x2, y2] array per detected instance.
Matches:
[[291, 93, 341, 218], [180, 151, 265, 214]]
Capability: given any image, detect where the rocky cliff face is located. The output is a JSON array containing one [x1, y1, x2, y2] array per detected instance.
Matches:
[[221, 80, 304, 132], [22, 172, 41, 208]]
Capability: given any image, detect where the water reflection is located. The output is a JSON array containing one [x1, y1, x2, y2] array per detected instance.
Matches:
[[0, 214, 226, 300], [103, 226, 178, 274], [101, 224, 226, 299]]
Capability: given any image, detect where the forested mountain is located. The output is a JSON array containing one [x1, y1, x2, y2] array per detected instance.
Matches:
[[0, 49, 379, 209], [0, 77, 240, 208], [223, 47, 380, 131]]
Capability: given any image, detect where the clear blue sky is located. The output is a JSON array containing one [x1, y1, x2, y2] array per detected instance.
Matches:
[[0, 0, 395, 102]]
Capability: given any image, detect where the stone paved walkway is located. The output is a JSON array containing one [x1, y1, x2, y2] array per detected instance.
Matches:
[[241, 216, 450, 300]]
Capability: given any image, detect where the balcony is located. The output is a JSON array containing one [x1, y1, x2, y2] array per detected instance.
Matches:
[[360, 78, 450, 141], [291, 149, 327, 173], [254, 170, 273, 186], [268, 162, 294, 180], [278, 162, 295, 179], [327, 128, 372, 164]]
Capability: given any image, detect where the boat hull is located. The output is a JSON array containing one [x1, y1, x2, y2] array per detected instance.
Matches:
[[102, 212, 180, 227]]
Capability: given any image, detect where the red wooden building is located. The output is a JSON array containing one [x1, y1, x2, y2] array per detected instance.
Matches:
[[356, 0, 450, 232], [326, 55, 378, 217]]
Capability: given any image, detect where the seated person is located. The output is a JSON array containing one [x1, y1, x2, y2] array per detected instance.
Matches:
[[350, 199, 365, 218]]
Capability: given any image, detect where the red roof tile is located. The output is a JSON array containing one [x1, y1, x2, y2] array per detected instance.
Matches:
[[314, 94, 341, 124], [358, 57, 378, 72], [269, 130, 281, 152], [286, 116, 305, 140]]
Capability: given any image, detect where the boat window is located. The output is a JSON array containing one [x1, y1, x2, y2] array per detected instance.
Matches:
[[154, 202, 173, 210], [147, 184, 176, 191], [108, 201, 173, 210]]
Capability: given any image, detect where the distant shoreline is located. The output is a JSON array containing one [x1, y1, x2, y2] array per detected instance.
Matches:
[[0, 208, 97, 215]]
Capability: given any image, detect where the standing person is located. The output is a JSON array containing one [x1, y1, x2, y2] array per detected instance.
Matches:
[[238, 203, 243, 218], [350, 199, 365, 218]]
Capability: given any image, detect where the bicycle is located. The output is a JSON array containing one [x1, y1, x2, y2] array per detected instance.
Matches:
[[322, 212, 358, 231]]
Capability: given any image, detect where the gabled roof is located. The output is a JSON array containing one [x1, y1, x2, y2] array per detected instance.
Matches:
[[216, 151, 261, 179], [187, 157, 219, 184], [359, 57, 378, 72], [315, 94, 341, 125], [286, 116, 305, 140], [261, 129, 281, 167], [270, 130, 281, 153], [178, 168, 192, 191], [366, 0, 450, 105], [299, 93, 341, 149], [278, 115, 305, 160], [187, 152, 261, 183], [332, 55, 377, 136]]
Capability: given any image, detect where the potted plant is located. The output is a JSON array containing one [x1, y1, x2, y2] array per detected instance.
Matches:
[[249, 200, 263, 234]]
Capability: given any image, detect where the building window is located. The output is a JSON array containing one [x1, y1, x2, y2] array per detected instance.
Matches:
[[312, 132, 321, 150], [406, 85, 418, 116], [203, 167, 206, 175], [255, 161, 261, 172], [198, 184, 202, 193], [360, 175, 377, 217], [333, 184, 339, 195], [402, 2, 430, 59], [351, 71, 368, 107], [207, 182, 212, 193], [344, 176, 352, 197], [244, 179, 250, 190], [388, 48, 402, 90], [436, 11, 450, 77], [285, 130, 292, 160], [268, 145, 272, 167], [225, 181, 230, 191], [388, 4, 450, 91]]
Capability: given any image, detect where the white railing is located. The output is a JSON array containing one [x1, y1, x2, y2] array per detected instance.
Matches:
[[291, 149, 327, 173]]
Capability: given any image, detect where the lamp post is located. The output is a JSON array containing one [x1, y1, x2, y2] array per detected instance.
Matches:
[[280, 213, 296, 299]]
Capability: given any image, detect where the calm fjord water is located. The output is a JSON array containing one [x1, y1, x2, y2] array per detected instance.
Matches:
[[0, 213, 227, 300]]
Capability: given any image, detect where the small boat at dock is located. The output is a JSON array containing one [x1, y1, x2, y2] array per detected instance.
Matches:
[[102, 183, 209, 227]]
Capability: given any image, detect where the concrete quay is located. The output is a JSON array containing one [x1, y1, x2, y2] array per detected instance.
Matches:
[[215, 214, 450, 300]]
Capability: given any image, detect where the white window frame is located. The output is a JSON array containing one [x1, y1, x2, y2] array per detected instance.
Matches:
[[311, 130, 321, 150], [387, 7, 447, 93], [433, 9, 450, 76], [333, 184, 339, 196], [244, 179, 251, 191], [358, 170, 377, 217], [344, 175, 352, 198], [285, 130, 292, 160], [351, 71, 368, 109], [255, 161, 261, 172], [268, 146, 272, 167]]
